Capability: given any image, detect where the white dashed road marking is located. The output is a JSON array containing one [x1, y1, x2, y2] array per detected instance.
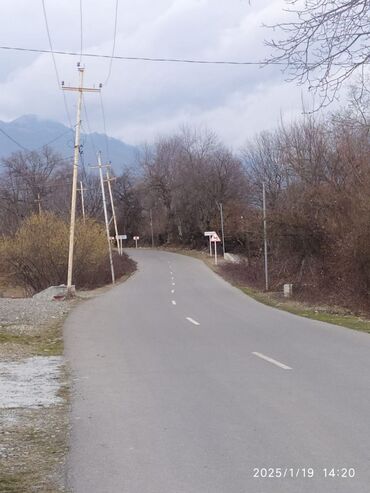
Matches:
[[186, 317, 200, 326], [252, 352, 292, 370]]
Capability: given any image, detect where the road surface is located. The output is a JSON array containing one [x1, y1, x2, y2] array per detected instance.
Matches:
[[65, 249, 370, 493]]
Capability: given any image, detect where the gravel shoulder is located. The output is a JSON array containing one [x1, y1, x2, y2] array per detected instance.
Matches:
[[0, 270, 137, 493], [0, 297, 74, 493]]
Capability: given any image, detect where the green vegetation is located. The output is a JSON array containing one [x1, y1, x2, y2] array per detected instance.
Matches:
[[0, 474, 26, 493], [0, 408, 70, 493], [239, 286, 370, 334], [0, 318, 66, 356]]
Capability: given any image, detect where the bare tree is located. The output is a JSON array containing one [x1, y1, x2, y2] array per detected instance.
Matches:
[[265, 0, 370, 106], [0, 147, 71, 232]]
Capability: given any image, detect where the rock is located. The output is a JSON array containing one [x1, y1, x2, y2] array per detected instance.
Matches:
[[32, 285, 75, 301], [224, 253, 242, 263]]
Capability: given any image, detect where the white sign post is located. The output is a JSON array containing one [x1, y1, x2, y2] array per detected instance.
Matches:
[[204, 231, 216, 256], [117, 234, 127, 255], [133, 235, 140, 248], [210, 233, 221, 265]]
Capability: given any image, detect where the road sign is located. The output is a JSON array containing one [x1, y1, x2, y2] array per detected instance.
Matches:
[[204, 231, 217, 256], [116, 235, 127, 255], [133, 236, 140, 249], [210, 233, 221, 265]]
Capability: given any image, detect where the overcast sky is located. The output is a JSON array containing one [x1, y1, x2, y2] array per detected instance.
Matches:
[[0, 0, 342, 149]]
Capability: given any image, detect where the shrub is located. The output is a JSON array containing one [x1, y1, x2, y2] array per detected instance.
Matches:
[[0, 213, 136, 293]]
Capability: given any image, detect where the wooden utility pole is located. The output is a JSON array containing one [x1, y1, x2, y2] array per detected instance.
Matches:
[[105, 168, 120, 255], [150, 208, 154, 248], [96, 152, 115, 284], [263, 182, 269, 291], [218, 202, 226, 257], [62, 65, 100, 296], [35, 193, 42, 215]]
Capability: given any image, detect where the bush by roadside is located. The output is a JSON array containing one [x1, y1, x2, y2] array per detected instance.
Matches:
[[0, 213, 136, 294]]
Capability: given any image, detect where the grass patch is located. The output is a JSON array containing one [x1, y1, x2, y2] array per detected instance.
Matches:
[[0, 408, 69, 493], [0, 474, 27, 493], [0, 320, 65, 357], [239, 285, 370, 334]]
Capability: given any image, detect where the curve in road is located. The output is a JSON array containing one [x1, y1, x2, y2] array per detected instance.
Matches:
[[65, 249, 370, 493]]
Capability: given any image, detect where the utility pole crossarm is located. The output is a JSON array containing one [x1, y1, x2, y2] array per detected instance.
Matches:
[[62, 86, 100, 94]]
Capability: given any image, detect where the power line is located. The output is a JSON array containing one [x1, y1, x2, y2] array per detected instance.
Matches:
[[0, 122, 75, 153], [0, 44, 288, 66], [40, 2, 73, 128], [1, 45, 365, 67], [1, 154, 74, 165], [99, 92, 111, 163], [36, 126, 75, 150], [104, 0, 119, 85], [0, 127, 29, 151], [82, 94, 98, 158], [79, 0, 83, 64], [0, 179, 73, 193]]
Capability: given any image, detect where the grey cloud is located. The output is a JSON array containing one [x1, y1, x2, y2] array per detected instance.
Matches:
[[0, 0, 323, 149]]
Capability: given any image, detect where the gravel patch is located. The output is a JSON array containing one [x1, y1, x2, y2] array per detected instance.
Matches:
[[0, 356, 64, 409], [0, 298, 70, 328], [0, 296, 73, 492]]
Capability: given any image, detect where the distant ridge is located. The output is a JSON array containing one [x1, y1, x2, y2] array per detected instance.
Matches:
[[0, 115, 138, 172]]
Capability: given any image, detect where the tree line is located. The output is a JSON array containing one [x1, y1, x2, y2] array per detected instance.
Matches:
[[1, 99, 370, 309]]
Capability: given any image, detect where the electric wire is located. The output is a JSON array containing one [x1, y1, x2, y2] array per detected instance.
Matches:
[[0, 154, 74, 171], [0, 177, 74, 194], [104, 0, 119, 85], [79, 0, 83, 64], [0, 122, 75, 153], [0, 127, 29, 152], [40, 1, 73, 128], [36, 126, 76, 150], [0, 44, 291, 66], [99, 92, 111, 163], [82, 95, 98, 159]]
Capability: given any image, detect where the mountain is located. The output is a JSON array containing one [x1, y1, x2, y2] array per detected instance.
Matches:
[[0, 115, 138, 172]]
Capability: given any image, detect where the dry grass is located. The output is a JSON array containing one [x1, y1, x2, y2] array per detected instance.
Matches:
[[0, 213, 136, 294]]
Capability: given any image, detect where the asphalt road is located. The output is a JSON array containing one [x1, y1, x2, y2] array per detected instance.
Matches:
[[65, 249, 370, 493]]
